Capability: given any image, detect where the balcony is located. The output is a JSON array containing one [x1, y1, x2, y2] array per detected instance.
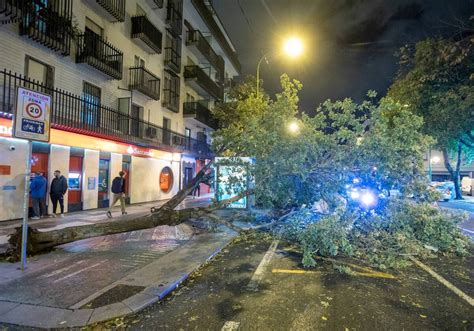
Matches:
[[85, 0, 125, 22], [0, 0, 23, 21], [162, 71, 180, 113], [129, 67, 160, 100], [166, 0, 183, 36], [76, 32, 123, 80], [186, 29, 224, 80], [0, 69, 212, 158], [184, 101, 218, 130], [4, 0, 73, 55], [184, 65, 223, 100], [164, 33, 181, 73], [131, 15, 162, 54]]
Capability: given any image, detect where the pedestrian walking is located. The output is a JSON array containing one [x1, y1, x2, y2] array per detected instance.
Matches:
[[107, 171, 127, 218], [50, 170, 68, 218], [30, 172, 47, 220], [192, 184, 201, 198]]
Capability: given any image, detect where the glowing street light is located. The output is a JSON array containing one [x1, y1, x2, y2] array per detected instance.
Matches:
[[288, 121, 300, 134], [283, 37, 304, 58], [256, 36, 304, 98], [431, 156, 441, 164]]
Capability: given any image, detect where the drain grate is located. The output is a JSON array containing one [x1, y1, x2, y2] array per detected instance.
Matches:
[[81, 285, 145, 309]]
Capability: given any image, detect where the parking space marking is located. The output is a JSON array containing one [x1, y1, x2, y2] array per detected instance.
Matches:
[[461, 228, 474, 234], [272, 269, 319, 274], [53, 260, 107, 283], [222, 321, 240, 330], [409, 256, 474, 307], [246, 240, 279, 291]]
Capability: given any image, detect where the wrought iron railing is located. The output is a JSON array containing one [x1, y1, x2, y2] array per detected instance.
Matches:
[[131, 15, 162, 54], [184, 101, 218, 130], [129, 67, 161, 100], [186, 29, 224, 80], [0, 0, 24, 21], [164, 31, 181, 73], [1, 0, 73, 55], [0, 69, 212, 157], [147, 0, 163, 8], [166, 0, 183, 36], [184, 65, 223, 100], [95, 0, 125, 22], [76, 31, 123, 80], [162, 70, 180, 113]]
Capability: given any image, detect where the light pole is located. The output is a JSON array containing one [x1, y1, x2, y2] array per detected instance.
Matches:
[[255, 36, 304, 98]]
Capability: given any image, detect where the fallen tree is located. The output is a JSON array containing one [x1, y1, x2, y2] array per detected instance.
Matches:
[[7, 158, 252, 258]]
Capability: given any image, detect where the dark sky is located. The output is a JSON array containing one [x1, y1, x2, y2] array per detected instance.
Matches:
[[213, 0, 473, 114]]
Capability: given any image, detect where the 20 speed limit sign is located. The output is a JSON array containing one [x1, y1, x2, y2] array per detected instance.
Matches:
[[13, 87, 51, 142]]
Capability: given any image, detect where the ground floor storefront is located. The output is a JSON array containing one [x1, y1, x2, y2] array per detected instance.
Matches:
[[0, 117, 209, 222]]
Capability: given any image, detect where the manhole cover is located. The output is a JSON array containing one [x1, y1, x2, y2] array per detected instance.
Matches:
[[81, 285, 145, 309]]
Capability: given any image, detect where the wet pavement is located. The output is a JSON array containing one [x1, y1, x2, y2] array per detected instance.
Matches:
[[439, 198, 474, 238], [110, 237, 473, 331]]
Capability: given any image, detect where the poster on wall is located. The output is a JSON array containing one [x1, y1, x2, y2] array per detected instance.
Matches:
[[87, 177, 96, 190], [13, 87, 51, 142]]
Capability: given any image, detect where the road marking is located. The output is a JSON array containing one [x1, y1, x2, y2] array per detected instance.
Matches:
[[272, 269, 319, 274], [246, 240, 279, 291], [461, 228, 474, 234], [409, 256, 474, 307], [53, 260, 107, 283], [39, 260, 85, 278], [222, 321, 240, 330], [316, 256, 396, 279]]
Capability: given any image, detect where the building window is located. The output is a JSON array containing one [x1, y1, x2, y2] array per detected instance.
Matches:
[[164, 29, 181, 73], [134, 55, 145, 68], [160, 166, 174, 193], [162, 69, 180, 113], [82, 82, 101, 126], [130, 104, 142, 137], [85, 17, 103, 38], [25, 56, 54, 89]]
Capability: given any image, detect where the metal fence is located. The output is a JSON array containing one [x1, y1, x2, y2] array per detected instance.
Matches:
[[0, 69, 213, 158], [129, 66, 161, 100]]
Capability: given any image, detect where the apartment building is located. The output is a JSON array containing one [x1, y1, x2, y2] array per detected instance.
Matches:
[[0, 0, 240, 221]]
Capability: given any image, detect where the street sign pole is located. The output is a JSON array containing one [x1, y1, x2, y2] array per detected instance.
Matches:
[[20, 140, 32, 271], [13, 87, 52, 271]]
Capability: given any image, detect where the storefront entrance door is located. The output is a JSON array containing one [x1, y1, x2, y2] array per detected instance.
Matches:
[[98, 159, 110, 208]]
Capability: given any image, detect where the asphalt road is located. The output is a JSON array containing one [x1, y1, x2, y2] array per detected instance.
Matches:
[[439, 199, 474, 238], [98, 236, 474, 331]]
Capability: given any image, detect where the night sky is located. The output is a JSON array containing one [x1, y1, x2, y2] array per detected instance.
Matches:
[[213, 0, 473, 114]]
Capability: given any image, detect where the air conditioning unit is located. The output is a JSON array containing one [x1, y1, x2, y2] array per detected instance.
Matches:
[[172, 135, 184, 145], [145, 127, 157, 138]]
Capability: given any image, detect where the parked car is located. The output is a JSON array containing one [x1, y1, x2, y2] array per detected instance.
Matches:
[[430, 182, 455, 201], [461, 177, 473, 196]]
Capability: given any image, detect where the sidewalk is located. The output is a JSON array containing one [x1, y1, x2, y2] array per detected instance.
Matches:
[[0, 193, 214, 254], [0, 193, 240, 328]]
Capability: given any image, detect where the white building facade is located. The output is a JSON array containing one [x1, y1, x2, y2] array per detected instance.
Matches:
[[0, 0, 240, 221]]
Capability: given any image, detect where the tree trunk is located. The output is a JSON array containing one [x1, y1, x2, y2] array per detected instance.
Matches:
[[7, 160, 251, 258], [442, 144, 463, 200]]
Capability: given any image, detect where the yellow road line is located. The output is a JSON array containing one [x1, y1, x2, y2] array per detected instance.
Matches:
[[272, 269, 319, 274]]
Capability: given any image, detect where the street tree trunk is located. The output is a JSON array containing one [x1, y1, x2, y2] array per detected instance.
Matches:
[[7, 161, 251, 258], [442, 143, 463, 200]]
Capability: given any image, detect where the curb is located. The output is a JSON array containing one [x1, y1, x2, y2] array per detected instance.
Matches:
[[0, 232, 235, 329]]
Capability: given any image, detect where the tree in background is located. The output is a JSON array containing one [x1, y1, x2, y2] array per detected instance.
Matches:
[[388, 31, 474, 199]]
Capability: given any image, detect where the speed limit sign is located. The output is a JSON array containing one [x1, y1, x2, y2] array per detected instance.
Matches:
[[13, 87, 51, 142]]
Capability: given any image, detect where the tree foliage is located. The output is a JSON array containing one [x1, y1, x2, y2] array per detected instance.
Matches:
[[388, 32, 474, 198], [212, 73, 469, 270]]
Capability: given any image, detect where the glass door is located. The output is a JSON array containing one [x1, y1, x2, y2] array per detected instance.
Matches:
[[98, 159, 110, 208]]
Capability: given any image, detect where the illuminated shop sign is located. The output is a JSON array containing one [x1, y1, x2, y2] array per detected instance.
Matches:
[[126, 145, 153, 157], [0, 118, 13, 137]]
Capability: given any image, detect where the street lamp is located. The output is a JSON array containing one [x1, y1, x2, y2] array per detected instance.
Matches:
[[256, 36, 304, 98], [288, 121, 299, 134]]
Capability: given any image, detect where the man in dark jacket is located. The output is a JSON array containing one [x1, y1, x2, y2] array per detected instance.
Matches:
[[107, 171, 127, 218], [50, 170, 68, 218], [30, 172, 47, 220]]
